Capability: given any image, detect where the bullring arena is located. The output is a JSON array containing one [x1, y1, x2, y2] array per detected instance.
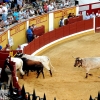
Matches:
[[1, 1, 100, 100], [18, 31, 100, 100]]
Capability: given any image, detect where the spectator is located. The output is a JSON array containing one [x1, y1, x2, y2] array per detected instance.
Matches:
[[0, 20, 5, 28], [5, 44, 10, 51], [48, 2, 54, 11], [31, 24, 37, 32], [68, 13, 72, 19], [10, 0, 15, 9], [16, 43, 28, 50], [29, 8, 35, 16], [85, 13, 90, 20], [3, 0, 10, 3], [26, 26, 34, 43], [23, 9, 29, 19], [4, 17, 10, 27], [35, 8, 42, 15], [90, 12, 95, 18], [17, 0, 23, 7], [66, 0, 70, 6], [12, 8, 19, 22], [2, 3, 8, 21], [43, 2, 48, 13], [96, 10, 100, 17], [18, 8, 24, 20], [0, 45, 2, 50], [0, 5, 2, 15], [0, 27, 5, 32], [31, 24, 38, 38], [77, 11, 82, 16], [32, 0, 39, 8], [4, 57, 12, 86], [72, 13, 76, 17], [0, 0, 3, 4], [59, 1, 65, 8], [59, 16, 64, 27]]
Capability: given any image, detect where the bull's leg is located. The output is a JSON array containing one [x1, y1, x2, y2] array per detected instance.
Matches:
[[19, 68, 25, 76], [27, 70, 29, 76], [36, 70, 40, 78], [89, 74, 93, 76], [41, 70, 45, 79], [85, 73, 88, 78], [49, 69, 52, 77], [19, 68, 25, 79]]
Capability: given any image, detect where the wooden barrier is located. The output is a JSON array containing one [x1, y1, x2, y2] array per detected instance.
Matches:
[[95, 17, 100, 32], [0, 50, 22, 57], [23, 18, 93, 54], [34, 25, 45, 36], [0, 52, 21, 90]]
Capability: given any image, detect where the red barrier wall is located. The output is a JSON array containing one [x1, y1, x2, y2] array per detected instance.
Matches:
[[95, 17, 100, 32], [23, 19, 93, 54], [34, 25, 45, 36], [69, 22, 77, 34]]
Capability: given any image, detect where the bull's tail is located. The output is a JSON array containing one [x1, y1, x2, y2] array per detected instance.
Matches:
[[48, 57, 55, 71]]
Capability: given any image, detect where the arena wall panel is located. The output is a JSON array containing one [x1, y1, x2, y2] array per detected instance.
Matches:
[[29, 41, 35, 54], [55, 27, 64, 40], [0, 52, 9, 60], [84, 19, 93, 30], [34, 25, 45, 36], [33, 38, 40, 52], [69, 22, 77, 34], [76, 21, 85, 32], [39, 35, 45, 48], [49, 30, 56, 43], [23, 43, 31, 55], [43, 32, 50, 45], [63, 25, 70, 36]]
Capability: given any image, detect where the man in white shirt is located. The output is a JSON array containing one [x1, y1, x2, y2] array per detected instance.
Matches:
[[96, 10, 100, 17], [16, 43, 28, 51], [2, 3, 8, 21], [48, 3, 54, 11]]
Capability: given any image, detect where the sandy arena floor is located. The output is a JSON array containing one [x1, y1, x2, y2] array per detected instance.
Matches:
[[18, 32, 100, 100]]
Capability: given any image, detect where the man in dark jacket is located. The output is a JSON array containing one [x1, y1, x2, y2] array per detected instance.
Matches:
[[26, 26, 34, 43], [4, 57, 12, 86]]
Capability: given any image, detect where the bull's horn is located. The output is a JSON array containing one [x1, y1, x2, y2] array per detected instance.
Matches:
[[72, 56, 76, 59]]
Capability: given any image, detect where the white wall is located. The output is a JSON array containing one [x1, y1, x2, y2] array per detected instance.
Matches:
[[78, 0, 100, 5]]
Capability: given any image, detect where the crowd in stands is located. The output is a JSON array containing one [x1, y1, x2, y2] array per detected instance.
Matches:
[[0, 0, 75, 32]]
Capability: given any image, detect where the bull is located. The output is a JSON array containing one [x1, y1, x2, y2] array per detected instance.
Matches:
[[15, 52, 53, 77], [74, 57, 100, 78], [21, 58, 45, 78]]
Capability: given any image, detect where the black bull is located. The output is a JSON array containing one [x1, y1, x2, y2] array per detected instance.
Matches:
[[21, 58, 45, 78]]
